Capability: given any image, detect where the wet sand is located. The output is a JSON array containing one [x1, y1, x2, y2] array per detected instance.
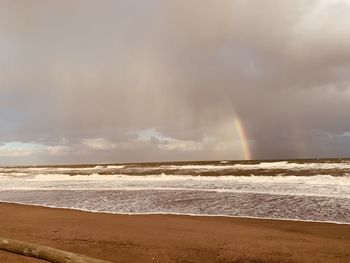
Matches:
[[0, 203, 349, 263]]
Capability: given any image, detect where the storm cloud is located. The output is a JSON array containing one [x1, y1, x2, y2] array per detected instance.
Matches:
[[1, 0, 350, 164]]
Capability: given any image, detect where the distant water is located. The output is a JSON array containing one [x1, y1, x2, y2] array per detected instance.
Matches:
[[0, 160, 349, 224]]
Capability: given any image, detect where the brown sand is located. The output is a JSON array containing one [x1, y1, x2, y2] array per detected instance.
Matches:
[[0, 203, 349, 263]]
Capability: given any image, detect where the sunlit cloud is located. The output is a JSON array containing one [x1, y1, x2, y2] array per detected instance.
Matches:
[[0, 142, 43, 157], [132, 129, 202, 151], [81, 138, 117, 151], [47, 145, 72, 156]]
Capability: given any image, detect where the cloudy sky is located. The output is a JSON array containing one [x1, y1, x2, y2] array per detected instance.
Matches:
[[1, 0, 350, 165]]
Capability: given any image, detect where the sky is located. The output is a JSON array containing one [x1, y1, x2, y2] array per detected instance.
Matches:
[[1, 0, 350, 165]]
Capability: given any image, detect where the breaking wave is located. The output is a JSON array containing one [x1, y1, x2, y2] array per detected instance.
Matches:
[[0, 160, 349, 224]]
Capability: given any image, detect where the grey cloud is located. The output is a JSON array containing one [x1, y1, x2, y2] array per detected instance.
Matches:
[[0, 0, 350, 164]]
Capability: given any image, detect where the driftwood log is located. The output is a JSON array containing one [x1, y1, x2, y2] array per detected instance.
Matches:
[[0, 237, 112, 263]]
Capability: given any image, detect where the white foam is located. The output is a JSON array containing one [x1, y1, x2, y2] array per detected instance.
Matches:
[[28, 167, 49, 171], [106, 165, 125, 169], [165, 161, 350, 170], [1, 162, 349, 225], [232, 161, 350, 170], [0, 173, 348, 199], [2, 161, 350, 175], [22, 166, 107, 174], [2, 186, 346, 198], [28, 173, 117, 181], [4, 173, 349, 185], [0, 201, 348, 225], [30, 165, 105, 172], [0, 172, 29, 177]]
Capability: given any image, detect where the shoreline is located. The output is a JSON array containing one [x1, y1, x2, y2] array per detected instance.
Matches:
[[0, 200, 349, 226], [1, 202, 349, 263]]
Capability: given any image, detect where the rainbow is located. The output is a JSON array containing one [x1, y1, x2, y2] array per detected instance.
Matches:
[[219, 97, 252, 160], [234, 117, 252, 160]]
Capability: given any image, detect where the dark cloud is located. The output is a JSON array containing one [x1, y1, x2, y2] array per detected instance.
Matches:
[[0, 0, 350, 164]]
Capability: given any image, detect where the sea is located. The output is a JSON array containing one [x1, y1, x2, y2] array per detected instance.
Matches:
[[0, 159, 349, 224]]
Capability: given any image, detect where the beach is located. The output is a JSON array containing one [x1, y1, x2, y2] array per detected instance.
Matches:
[[0, 203, 349, 263]]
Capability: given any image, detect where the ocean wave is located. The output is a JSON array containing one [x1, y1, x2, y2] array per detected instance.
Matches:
[[1, 192, 349, 224], [1, 161, 349, 225], [165, 161, 350, 170], [23, 173, 350, 184], [0, 173, 348, 199], [0, 200, 348, 225], [1, 161, 350, 176], [1, 187, 347, 198], [106, 165, 125, 169]]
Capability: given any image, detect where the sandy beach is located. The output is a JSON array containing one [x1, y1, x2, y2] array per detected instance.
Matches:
[[0, 203, 349, 263]]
